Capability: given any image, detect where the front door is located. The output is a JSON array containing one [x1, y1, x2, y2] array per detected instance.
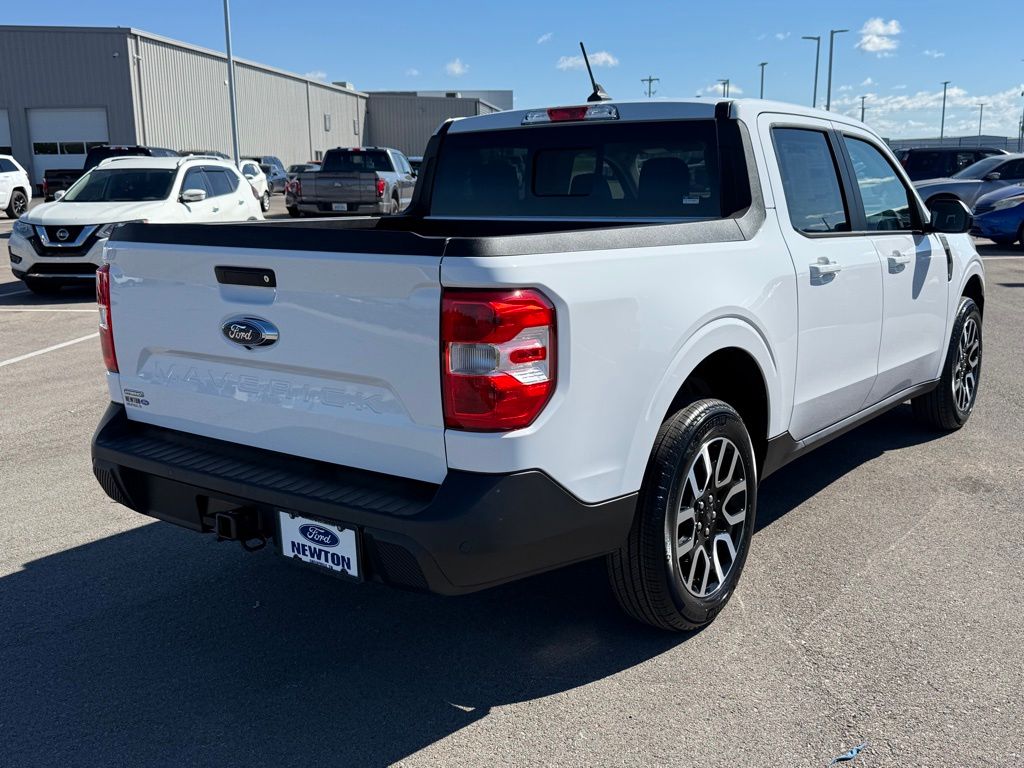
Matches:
[[760, 117, 884, 440], [838, 131, 949, 403]]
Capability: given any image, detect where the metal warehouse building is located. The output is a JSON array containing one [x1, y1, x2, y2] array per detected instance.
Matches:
[[364, 91, 504, 157], [0, 25, 368, 186]]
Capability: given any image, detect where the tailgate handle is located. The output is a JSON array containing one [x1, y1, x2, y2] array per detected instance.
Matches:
[[215, 266, 276, 288]]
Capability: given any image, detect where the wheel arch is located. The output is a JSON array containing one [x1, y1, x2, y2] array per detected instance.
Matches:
[[632, 317, 784, 480], [962, 270, 985, 316]]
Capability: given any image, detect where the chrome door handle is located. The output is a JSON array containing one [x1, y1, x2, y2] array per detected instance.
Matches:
[[212, 207, 220, 213], [888, 251, 912, 266], [810, 258, 842, 278]]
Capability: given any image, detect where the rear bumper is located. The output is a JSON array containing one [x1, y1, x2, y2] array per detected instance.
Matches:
[[286, 196, 388, 216], [91, 403, 636, 595]]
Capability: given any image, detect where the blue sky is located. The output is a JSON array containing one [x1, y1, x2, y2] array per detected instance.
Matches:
[[8, 0, 1024, 138]]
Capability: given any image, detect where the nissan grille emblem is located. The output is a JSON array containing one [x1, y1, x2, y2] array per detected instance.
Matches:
[[56, 228, 70, 241], [221, 316, 279, 350]]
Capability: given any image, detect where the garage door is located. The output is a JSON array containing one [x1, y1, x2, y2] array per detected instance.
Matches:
[[27, 108, 109, 184], [0, 110, 11, 155]]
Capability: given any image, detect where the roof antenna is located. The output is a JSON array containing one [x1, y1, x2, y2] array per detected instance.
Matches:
[[579, 41, 611, 102]]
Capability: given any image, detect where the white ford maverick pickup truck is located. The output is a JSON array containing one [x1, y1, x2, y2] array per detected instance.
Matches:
[[92, 100, 984, 631]]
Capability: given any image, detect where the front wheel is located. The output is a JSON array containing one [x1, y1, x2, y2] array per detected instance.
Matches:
[[6, 190, 28, 218], [912, 297, 982, 429], [608, 399, 757, 632], [261, 191, 271, 213]]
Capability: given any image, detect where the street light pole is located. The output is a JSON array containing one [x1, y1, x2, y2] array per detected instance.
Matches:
[[718, 79, 730, 98], [222, 0, 241, 165], [825, 28, 848, 111], [860, 95, 866, 122], [939, 80, 951, 140], [977, 103, 985, 139], [759, 62, 767, 99], [802, 36, 821, 108]]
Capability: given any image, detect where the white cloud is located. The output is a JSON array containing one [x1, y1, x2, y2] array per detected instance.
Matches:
[[861, 77, 875, 86], [923, 49, 945, 58], [556, 50, 619, 71], [862, 17, 901, 36], [702, 82, 744, 96], [445, 58, 469, 77], [303, 70, 327, 82], [537, 32, 553, 45], [839, 84, 853, 92], [829, 84, 1024, 138], [891, 83, 907, 90], [405, 68, 420, 77], [857, 17, 901, 56], [775, 32, 790, 40]]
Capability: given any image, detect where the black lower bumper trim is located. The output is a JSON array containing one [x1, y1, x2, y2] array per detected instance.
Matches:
[[91, 404, 636, 594]]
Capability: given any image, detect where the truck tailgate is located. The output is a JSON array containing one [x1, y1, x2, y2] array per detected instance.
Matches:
[[106, 239, 446, 483], [312, 172, 378, 204]]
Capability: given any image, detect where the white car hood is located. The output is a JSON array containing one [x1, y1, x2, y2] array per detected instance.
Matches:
[[25, 200, 170, 226]]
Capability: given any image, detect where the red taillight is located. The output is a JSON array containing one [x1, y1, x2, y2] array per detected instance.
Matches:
[[96, 264, 118, 373], [42, 179, 48, 196], [547, 106, 589, 122], [441, 288, 556, 431], [376, 178, 386, 198]]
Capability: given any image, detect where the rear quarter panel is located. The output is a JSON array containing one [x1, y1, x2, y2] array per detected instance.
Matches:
[[441, 219, 798, 504]]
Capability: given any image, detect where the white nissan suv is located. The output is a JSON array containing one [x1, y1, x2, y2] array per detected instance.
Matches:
[[9, 155, 264, 294]]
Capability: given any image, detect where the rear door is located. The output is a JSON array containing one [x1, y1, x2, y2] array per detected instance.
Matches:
[[106, 237, 447, 483], [760, 116, 883, 440], [836, 130, 948, 403]]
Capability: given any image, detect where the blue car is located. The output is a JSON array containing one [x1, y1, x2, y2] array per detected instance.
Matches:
[[971, 184, 1024, 246]]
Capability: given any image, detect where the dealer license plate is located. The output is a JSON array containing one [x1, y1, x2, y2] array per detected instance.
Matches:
[[278, 511, 360, 578], [331, 203, 349, 212]]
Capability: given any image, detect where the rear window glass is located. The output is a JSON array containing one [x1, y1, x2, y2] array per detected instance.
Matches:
[[322, 150, 394, 173], [429, 120, 722, 219]]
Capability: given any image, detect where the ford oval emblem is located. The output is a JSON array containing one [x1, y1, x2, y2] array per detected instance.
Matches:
[[221, 316, 279, 349], [299, 524, 340, 548]]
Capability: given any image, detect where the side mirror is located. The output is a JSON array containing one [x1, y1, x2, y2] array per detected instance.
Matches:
[[927, 197, 972, 234], [180, 188, 208, 203], [983, 172, 1001, 181], [53, 190, 66, 201]]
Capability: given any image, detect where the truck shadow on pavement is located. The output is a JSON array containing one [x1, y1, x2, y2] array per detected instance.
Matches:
[[0, 405, 941, 767]]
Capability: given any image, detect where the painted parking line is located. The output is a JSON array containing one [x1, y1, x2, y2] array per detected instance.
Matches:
[[0, 333, 99, 369], [0, 308, 95, 313]]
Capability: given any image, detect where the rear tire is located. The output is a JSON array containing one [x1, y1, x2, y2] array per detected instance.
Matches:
[[5, 190, 28, 218], [912, 296, 982, 430], [23, 278, 62, 295], [389, 196, 400, 215], [287, 206, 301, 218], [608, 399, 757, 632], [261, 191, 271, 213]]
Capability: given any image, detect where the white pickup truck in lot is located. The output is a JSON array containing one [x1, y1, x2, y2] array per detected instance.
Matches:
[[91, 99, 985, 631]]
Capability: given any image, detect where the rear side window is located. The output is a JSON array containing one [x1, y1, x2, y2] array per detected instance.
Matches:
[[322, 150, 394, 173], [0, 158, 16, 173], [772, 128, 850, 233], [429, 120, 723, 219], [204, 168, 239, 197]]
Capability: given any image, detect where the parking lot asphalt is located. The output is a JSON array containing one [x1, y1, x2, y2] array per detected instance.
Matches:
[[1, 206, 1022, 767]]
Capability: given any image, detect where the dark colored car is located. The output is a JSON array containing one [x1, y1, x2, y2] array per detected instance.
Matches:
[[260, 163, 289, 194], [244, 155, 285, 174], [914, 153, 1024, 210], [895, 146, 1007, 182], [42, 145, 179, 200], [285, 147, 416, 217], [971, 184, 1024, 246]]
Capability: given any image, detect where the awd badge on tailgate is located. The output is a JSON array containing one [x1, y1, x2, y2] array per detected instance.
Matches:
[[221, 316, 280, 350]]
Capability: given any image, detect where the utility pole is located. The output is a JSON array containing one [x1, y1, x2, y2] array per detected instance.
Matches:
[[759, 62, 767, 99], [860, 95, 867, 122], [825, 28, 848, 111], [222, 0, 241, 164], [977, 103, 985, 139], [1019, 89, 1024, 152], [718, 79, 730, 98], [802, 35, 821, 108], [940, 80, 951, 140], [641, 75, 660, 98]]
